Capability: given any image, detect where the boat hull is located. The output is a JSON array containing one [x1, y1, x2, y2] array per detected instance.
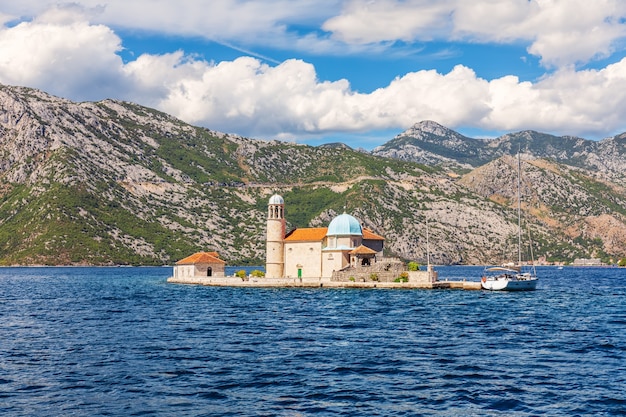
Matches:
[[481, 276, 537, 291]]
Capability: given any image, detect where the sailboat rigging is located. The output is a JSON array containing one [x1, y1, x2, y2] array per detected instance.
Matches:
[[481, 150, 538, 291]]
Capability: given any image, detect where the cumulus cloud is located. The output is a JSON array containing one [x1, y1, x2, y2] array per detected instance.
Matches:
[[122, 52, 626, 140], [484, 61, 626, 134], [2, 3, 626, 143], [0, 4, 127, 100], [124, 55, 356, 136]]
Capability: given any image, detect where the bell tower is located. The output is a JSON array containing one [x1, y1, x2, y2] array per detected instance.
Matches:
[[265, 194, 286, 278]]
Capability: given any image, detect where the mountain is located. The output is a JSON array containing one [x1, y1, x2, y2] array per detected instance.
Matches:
[[459, 156, 626, 261], [371, 120, 492, 169], [1, 84, 625, 265], [372, 120, 626, 182]]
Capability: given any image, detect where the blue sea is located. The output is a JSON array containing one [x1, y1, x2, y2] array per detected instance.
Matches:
[[0, 266, 624, 416]]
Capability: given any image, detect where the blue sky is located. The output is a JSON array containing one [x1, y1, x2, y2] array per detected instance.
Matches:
[[2, 1, 626, 149]]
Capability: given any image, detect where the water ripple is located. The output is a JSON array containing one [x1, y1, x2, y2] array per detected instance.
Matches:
[[0, 266, 625, 416]]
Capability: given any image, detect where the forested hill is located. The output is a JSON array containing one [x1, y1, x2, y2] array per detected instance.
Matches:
[[1, 84, 625, 265]]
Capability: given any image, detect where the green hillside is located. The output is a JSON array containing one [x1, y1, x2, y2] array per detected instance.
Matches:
[[1, 85, 625, 266]]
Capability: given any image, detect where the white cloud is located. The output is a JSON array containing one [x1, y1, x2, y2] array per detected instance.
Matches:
[[124, 55, 356, 136], [1, 0, 339, 45], [324, 0, 626, 68], [454, 0, 626, 68], [4, 1, 626, 67], [121, 51, 626, 140], [484, 61, 626, 134], [322, 0, 455, 44], [0, 4, 126, 100], [2, 3, 626, 142]]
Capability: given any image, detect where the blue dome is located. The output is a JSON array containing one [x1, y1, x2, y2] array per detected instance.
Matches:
[[269, 194, 284, 205], [327, 213, 362, 236]]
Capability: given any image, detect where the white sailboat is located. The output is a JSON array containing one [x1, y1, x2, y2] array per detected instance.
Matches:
[[481, 151, 538, 291], [481, 265, 537, 291]]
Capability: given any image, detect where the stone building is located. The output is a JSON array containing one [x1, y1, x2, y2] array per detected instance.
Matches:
[[265, 194, 386, 279], [172, 251, 226, 279]]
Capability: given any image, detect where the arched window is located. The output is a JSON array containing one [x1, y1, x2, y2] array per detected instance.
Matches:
[[207, 267, 212, 277]]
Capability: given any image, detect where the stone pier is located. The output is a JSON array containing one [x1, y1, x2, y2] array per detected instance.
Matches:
[[166, 275, 482, 290]]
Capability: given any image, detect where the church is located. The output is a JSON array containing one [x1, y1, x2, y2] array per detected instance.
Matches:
[[265, 194, 386, 279], [168, 193, 444, 287]]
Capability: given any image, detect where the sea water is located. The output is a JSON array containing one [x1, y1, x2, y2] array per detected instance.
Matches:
[[0, 266, 624, 416]]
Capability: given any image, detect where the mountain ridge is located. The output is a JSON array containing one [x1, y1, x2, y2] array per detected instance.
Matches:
[[372, 120, 626, 182], [1, 84, 625, 266]]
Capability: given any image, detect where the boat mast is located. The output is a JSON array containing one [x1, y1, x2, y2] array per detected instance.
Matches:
[[426, 216, 434, 281], [426, 216, 431, 269], [517, 147, 522, 267], [517, 148, 538, 278]]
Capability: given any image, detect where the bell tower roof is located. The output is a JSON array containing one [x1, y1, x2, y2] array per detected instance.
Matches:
[[269, 194, 284, 205]]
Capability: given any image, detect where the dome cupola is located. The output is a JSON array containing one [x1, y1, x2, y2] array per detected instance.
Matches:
[[269, 194, 284, 205], [327, 213, 362, 236]]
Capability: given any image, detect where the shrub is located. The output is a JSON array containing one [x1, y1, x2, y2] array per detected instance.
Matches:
[[619, 258, 626, 267], [235, 270, 247, 279], [370, 273, 379, 281], [349, 276, 355, 282], [407, 261, 420, 271], [250, 270, 265, 277], [394, 271, 409, 282]]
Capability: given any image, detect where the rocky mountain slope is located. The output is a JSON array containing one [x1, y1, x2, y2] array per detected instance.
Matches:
[[1, 84, 625, 265], [373, 120, 626, 182], [459, 156, 626, 261]]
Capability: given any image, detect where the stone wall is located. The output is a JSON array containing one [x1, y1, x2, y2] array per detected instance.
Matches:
[[408, 268, 438, 283], [331, 257, 407, 282]]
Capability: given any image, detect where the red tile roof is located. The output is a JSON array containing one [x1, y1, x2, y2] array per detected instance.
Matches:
[[363, 228, 385, 240], [284, 227, 328, 242], [350, 245, 378, 255], [176, 252, 226, 265], [283, 227, 385, 242]]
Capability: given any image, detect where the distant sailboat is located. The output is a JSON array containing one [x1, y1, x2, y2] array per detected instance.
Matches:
[[482, 151, 538, 291]]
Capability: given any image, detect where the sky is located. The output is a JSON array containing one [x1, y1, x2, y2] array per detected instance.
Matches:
[[1, 1, 626, 149]]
